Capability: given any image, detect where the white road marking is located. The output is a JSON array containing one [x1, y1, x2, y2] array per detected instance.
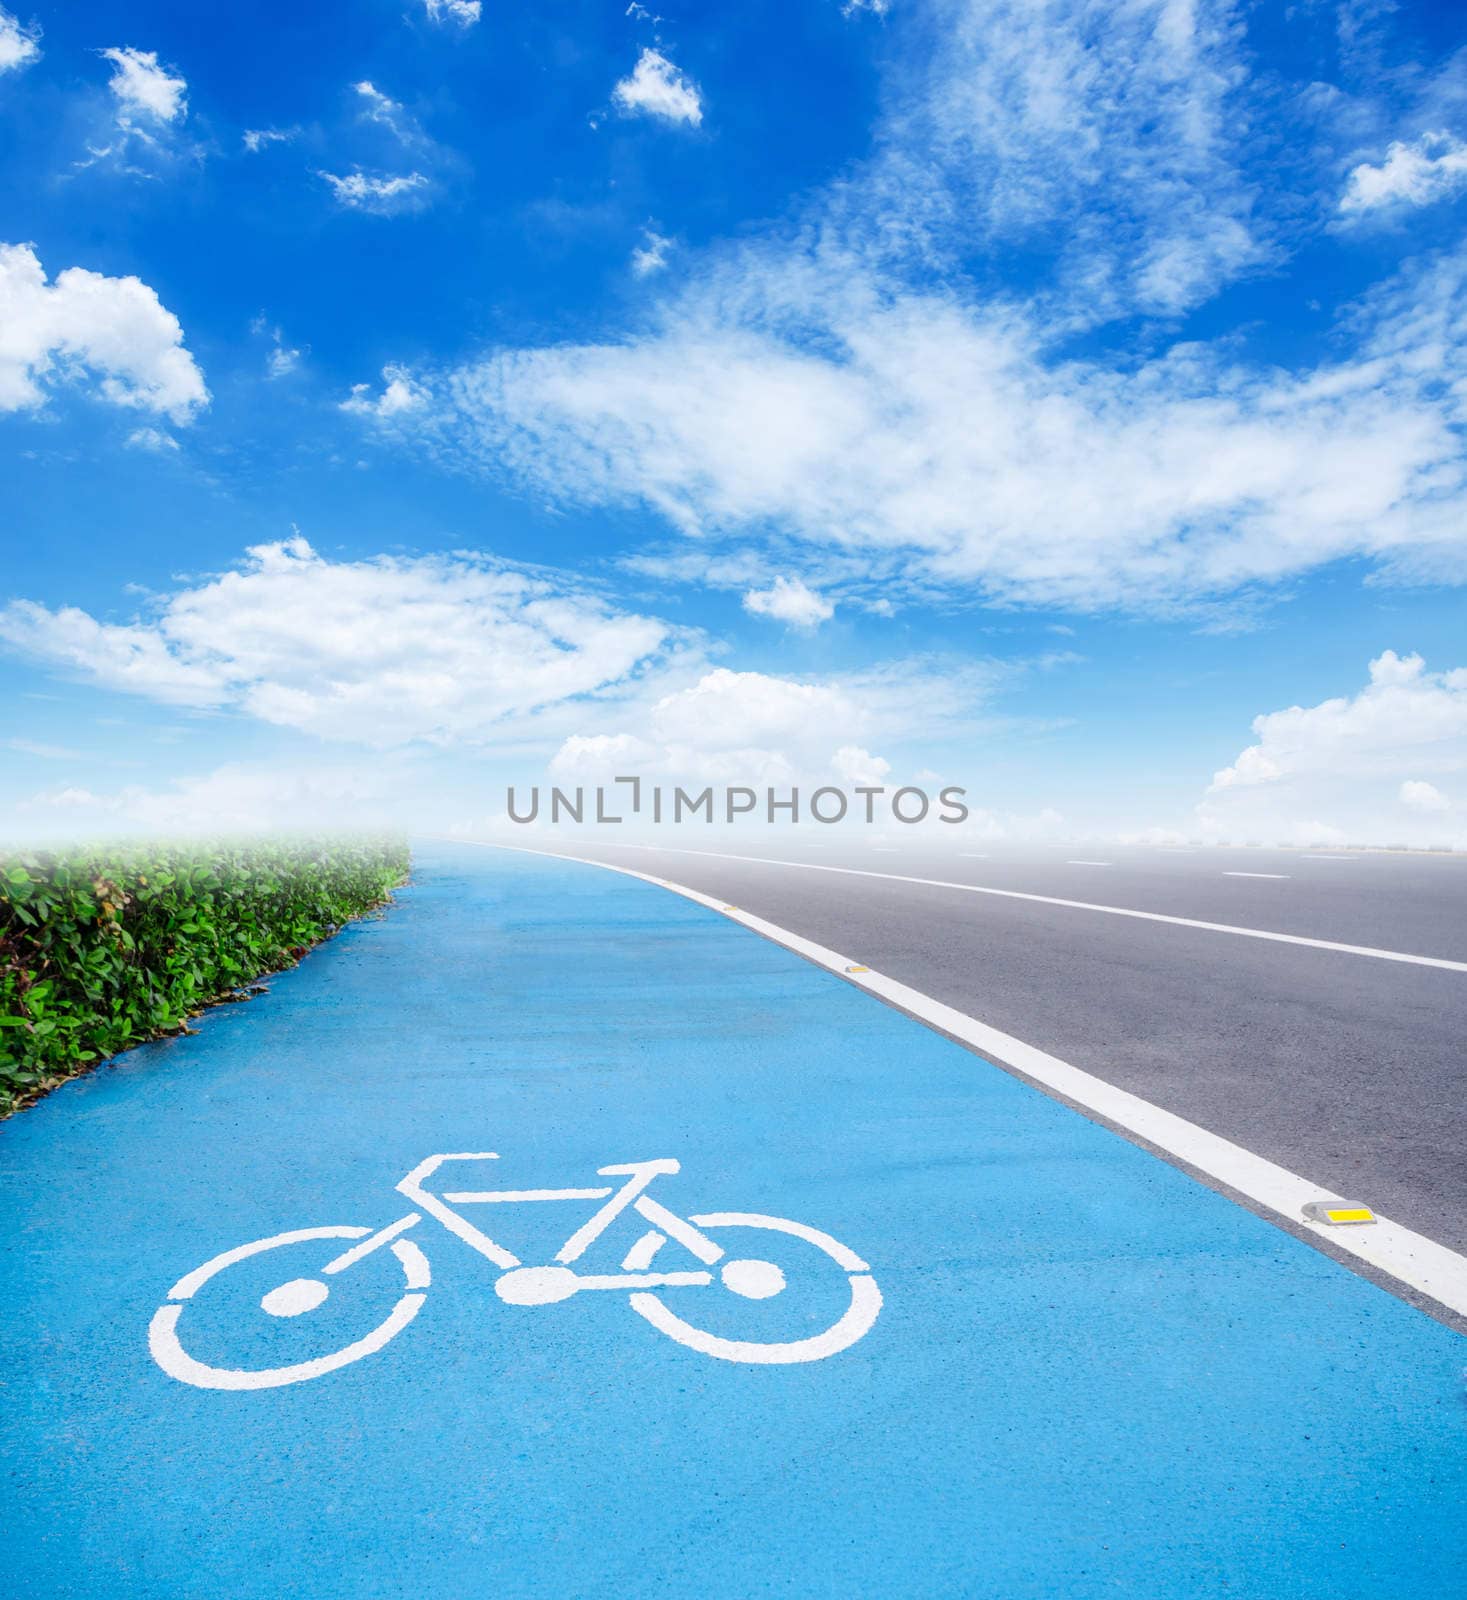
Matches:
[[442, 1187, 612, 1203], [152, 1149, 883, 1386], [958, 852, 989, 859], [465, 839, 1467, 1324], [1303, 855, 1352, 861], [629, 1214, 881, 1363], [1067, 860, 1112, 867], [544, 841, 1467, 974], [1223, 871, 1290, 879], [151, 1232, 431, 1391]]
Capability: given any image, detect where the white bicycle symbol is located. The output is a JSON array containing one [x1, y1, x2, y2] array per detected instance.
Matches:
[[149, 1154, 882, 1390]]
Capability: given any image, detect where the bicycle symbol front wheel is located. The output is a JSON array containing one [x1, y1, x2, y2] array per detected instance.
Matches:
[[626, 1212, 881, 1364], [148, 1225, 430, 1391]]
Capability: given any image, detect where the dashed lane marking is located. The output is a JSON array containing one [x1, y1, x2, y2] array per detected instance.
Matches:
[[559, 841, 1467, 975]]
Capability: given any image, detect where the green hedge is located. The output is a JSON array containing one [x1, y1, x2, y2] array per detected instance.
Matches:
[[0, 835, 410, 1115]]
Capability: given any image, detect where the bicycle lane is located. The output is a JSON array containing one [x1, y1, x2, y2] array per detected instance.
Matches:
[[0, 842, 1462, 1599]]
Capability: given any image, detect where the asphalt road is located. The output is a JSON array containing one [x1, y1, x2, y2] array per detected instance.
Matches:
[[556, 840, 1467, 1260]]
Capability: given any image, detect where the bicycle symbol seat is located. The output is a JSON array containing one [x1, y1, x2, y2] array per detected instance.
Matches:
[[149, 1153, 882, 1390]]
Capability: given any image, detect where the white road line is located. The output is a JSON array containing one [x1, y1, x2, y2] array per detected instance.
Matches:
[[561, 841, 1467, 974], [1303, 855, 1352, 861], [958, 852, 989, 858], [1223, 871, 1290, 879], [456, 838, 1467, 1324], [1067, 860, 1112, 867]]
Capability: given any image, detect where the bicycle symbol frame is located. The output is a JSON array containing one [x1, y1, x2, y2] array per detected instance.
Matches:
[[149, 1153, 882, 1390]]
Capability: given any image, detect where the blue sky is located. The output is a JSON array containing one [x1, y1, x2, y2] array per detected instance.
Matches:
[[1, 0, 1465, 845]]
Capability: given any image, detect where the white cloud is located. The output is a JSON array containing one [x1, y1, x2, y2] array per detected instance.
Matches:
[[0, 7, 40, 74], [375, 0, 1467, 618], [435, 249, 1467, 611], [423, 0, 481, 24], [612, 49, 703, 127], [1201, 652, 1467, 845], [0, 242, 209, 421], [651, 668, 852, 751], [13, 761, 407, 838], [243, 127, 296, 153], [1400, 778, 1450, 813], [548, 733, 659, 776], [319, 169, 431, 212], [546, 659, 992, 786], [830, 745, 890, 784], [857, 0, 1265, 319], [0, 538, 678, 748], [101, 46, 187, 124], [327, 0, 1467, 620], [1209, 652, 1467, 791], [267, 342, 301, 379], [341, 363, 430, 418], [1340, 132, 1467, 215], [355, 80, 409, 132], [742, 575, 835, 629], [631, 229, 673, 277], [253, 318, 303, 379], [125, 426, 179, 451]]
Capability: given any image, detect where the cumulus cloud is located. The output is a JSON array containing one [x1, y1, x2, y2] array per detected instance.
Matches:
[[830, 744, 890, 784], [546, 659, 992, 785], [742, 575, 835, 629], [0, 242, 208, 421], [1201, 652, 1467, 845], [341, 363, 430, 417], [1399, 779, 1450, 813], [612, 49, 703, 127], [1340, 132, 1467, 215], [319, 169, 431, 213], [1209, 652, 1467, 791], [0, 538, 677, 748], [0, 7, 40, 74], [101, 46, 187, 123]]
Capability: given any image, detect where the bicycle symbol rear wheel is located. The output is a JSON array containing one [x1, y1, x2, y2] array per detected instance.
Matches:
[[148, 1225, 431, 1391]]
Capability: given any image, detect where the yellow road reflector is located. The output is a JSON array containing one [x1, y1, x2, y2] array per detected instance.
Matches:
[[722, 905, 738, 912], [845, 965, 870, 974], [1301, 1200, 1377, 1226]]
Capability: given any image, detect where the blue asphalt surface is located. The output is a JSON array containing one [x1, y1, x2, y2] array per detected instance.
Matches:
[[3, 844, 1465, 1599]]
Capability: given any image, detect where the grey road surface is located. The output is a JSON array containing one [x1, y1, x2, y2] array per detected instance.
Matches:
[[547, 841, 1467, 1262]]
